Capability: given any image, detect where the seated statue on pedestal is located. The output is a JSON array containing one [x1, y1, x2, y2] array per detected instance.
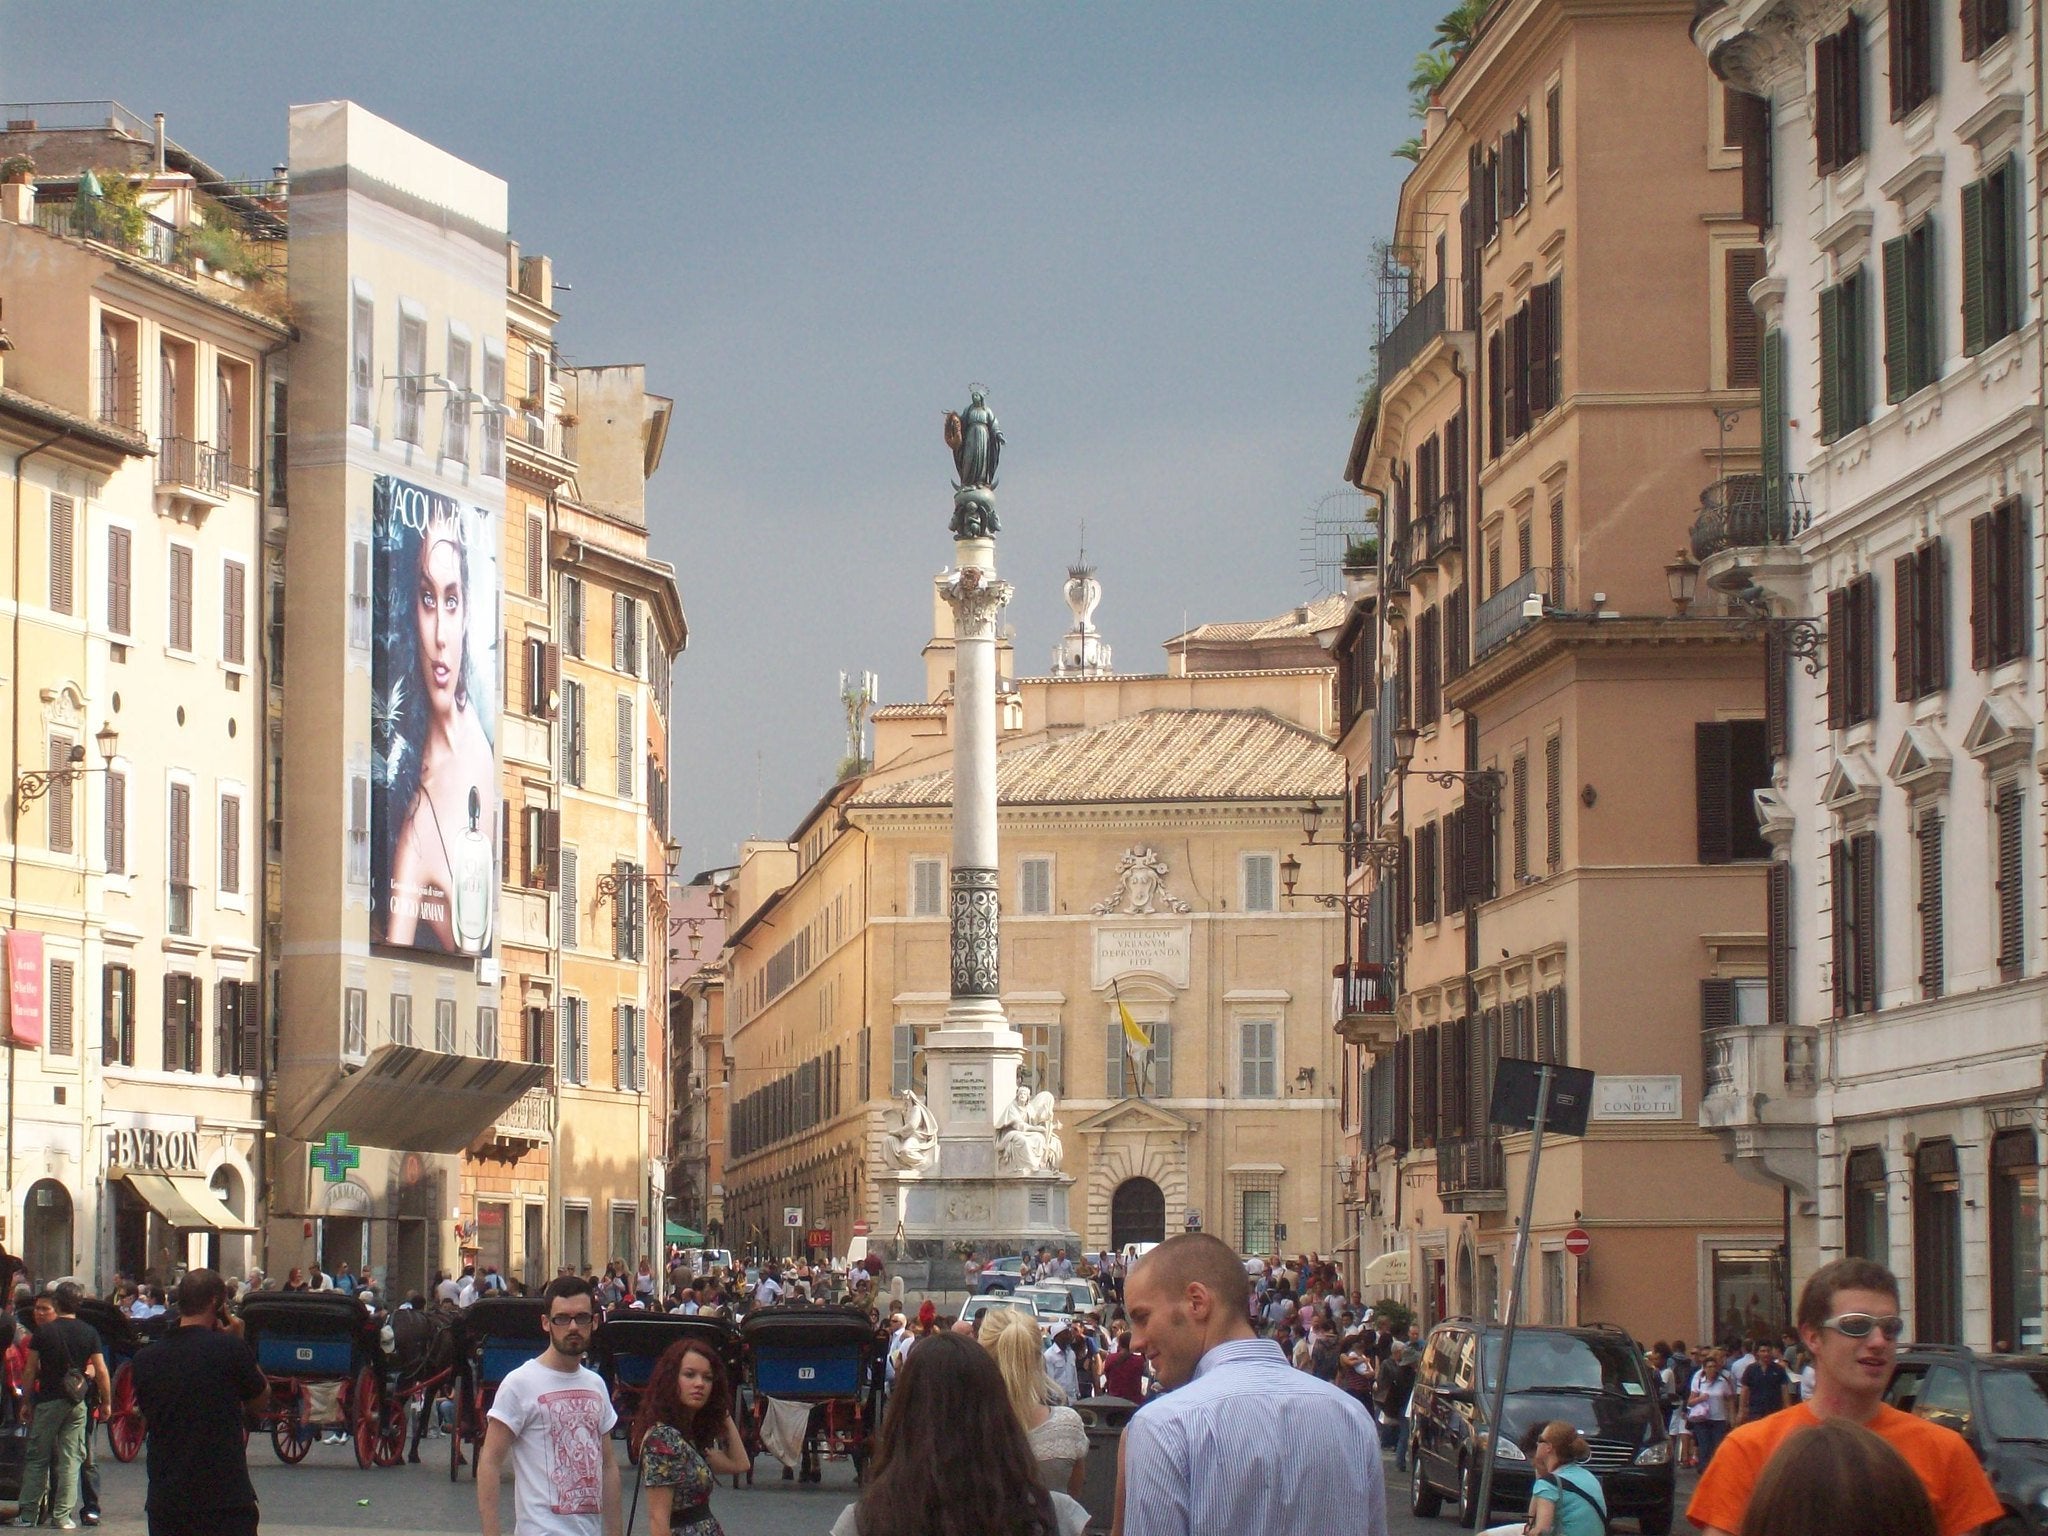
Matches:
[[995, 1086, 1064, 1174], [882, 1088, 938, 1171]]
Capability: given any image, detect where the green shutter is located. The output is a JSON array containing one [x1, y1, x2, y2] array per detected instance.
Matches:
[[1962, 176, 1986, 355], [1819, 283, 1842, 443], [1761, 328, 1786, 534], [1883, 235, 1909, 402], [1908, 218, 1936, 392], [2004, 156, 2026, 336], [1845, 267, 1869, 428]]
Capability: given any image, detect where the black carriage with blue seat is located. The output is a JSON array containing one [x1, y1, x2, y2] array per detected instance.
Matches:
[[740, 1304, 882, 1484], [239, 1290, 385, 1467], [448, 1295, 550, 1481]]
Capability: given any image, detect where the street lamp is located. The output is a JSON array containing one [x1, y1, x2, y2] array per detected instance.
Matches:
[[1298, 800, 1403, 874], [1666, 549, 1699, 615], [16, 722, 119, 804]]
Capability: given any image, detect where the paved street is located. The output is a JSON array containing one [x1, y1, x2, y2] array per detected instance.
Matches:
[[51, 1438, 1695, 1535]]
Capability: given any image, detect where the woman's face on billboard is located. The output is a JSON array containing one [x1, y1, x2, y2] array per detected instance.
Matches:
[[416, 531, 465, 717]]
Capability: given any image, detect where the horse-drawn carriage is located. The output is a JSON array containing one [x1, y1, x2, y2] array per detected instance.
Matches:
[[741, 1305, 883, 1484], [446, 1296, 549, 1481], [239, 1290, 385, 1466], [74, 1298, 165, 1464], [593, 1311, 746, 1462]]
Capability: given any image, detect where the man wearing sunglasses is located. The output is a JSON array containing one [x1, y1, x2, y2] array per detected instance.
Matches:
[[1688, 1259, 2000, 1536], [478, 1276, 621, 1536]]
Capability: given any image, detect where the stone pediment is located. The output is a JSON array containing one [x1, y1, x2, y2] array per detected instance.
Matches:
[[1963, 694, 2035, 767], [1886, 725, 1952, 795], [1072, 1098, 1194, 1138], [1822, 754, 1882, 824]]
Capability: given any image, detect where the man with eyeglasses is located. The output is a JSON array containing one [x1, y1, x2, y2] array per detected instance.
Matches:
[[477, 1276, 620, 1536], [1687, 1259, 2000, 1536]]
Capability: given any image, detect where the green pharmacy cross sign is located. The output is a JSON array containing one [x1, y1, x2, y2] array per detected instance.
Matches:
[[312, 1132, 361, 1184]]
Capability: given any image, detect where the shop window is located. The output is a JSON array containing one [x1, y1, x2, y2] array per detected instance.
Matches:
[[1912, 1139, 1963, 1343]]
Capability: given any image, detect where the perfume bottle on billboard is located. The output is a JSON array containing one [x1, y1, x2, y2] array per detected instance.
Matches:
[[454, 786, 492, 954]]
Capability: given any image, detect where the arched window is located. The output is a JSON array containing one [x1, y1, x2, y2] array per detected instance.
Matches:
[[22, 1180, 73, 1285], [1109, 1178, 1165, 1252]]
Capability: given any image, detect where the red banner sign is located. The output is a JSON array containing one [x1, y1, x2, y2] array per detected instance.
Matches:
[[6, 931, 42, 1048]]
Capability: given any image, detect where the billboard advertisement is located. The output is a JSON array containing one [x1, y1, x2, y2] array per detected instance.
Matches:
[[370, 474, 500, 956]]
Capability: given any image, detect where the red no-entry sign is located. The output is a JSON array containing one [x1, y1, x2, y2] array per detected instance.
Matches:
[[1564, 1227, 1591, 1256]]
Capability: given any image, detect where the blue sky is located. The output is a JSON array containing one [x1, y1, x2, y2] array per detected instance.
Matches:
[[4, 2, 1440, 871]]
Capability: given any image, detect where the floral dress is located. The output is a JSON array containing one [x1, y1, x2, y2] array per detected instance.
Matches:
[[640, 1423, 723, 1536]]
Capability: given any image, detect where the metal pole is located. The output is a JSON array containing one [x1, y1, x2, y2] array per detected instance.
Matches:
[[1473, 1063, 1551, 1534]]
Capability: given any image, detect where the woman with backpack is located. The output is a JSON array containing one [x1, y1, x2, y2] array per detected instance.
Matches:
[[1481, 1421, 1609, 1536]]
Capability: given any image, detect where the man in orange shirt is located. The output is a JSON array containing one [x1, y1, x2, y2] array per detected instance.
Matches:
[[1687, 1258, 2002, 1536]]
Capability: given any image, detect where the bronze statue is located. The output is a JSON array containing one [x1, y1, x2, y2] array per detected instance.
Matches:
[[944, 388, 1004, 539]]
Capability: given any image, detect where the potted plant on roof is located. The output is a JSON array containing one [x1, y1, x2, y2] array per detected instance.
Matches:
[[0, 155, 34, 186]]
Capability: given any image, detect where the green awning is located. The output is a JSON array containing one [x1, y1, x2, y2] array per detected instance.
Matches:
[[666, 1221, 704, 1245]]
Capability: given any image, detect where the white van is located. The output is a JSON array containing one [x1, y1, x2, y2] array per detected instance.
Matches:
[[1119, 1241, 1159, 1267]]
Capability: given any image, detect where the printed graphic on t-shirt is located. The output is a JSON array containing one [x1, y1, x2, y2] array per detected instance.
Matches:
[[540, 1388, 606, 1515]]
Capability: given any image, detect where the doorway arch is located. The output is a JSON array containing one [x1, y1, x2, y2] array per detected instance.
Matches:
[[1456, 1237, 1477, 1318], [22, 1180, 72, 1284], [1110, 1177, 1166, 1251]]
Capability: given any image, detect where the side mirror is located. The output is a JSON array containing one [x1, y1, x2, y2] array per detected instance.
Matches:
[[1437, 1385, 1474, 1405]]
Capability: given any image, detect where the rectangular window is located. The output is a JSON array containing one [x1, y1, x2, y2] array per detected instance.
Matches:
[[892, 1023, 916, 1094], [1019, 857, 1052, 915], [1995, 780, 2025, 979], [1814, 15, 1866, 174], [102, 963, 135, 1066], [168, 545, 193, 652], [1889, 0, 1936, 119], [481, 342, 505, 478], [1883, 221, 1940, 401], [1964, 156, 2024, 355], [1243, 853, 1277, 913], [524, 637, 551, 717], [1727, 248, 1765, 389], [219, 793, 240, 895], [214, 978, 251, 1077], [561, 847, 580, 950], [476, 1005, 497, 1059], [1825, 575, 1879, 727], [349, 540, 371, 651], [563, 1205, 590, 1273], [1845, 1147, 1890, 1261], [1695, 720, 1772, 863], [391, 994, 413, 1047], [1415, 822, 1440, 926], [1893, 539, 1947, 700], [1832, 830, 1879, 1016], [1971, 498, 2030, 669], [1511, 755, 1530, 881], [1819, 265, 1872, 441], [435, 997, 457, 1053], [350, 288, 374, 429], [344, 986, 367, 1058], [106, 526, 131, 636], [443, 330, 471, 465], [910, 858, 945, 918], [1545, 83, 1561, 174], [167, 781, 192, 935], [164, 973, 201, 1073], [1239, 1018, 1279, 1098], [267, 376, 288, 505], [1989, 1129, 2040, 1356], [45, 735, 74, 855], [1917, 810, 1945, 998], [562, 678, 586, 786], [1963, 0, 2012, 57], [46, 959, 74, 1057], [104, 770, 126, 875], [47, 494, 74, 616], [1544, 734, 1563, 871], [1414, 606, 1441, 727], [1240, 1188, 1276, 1257], [220, 558, 247, 666], [348, 774, 370, 886], [526, 514, 546, 599], [563, 576, 585, 657], [395, 307, 426, 445], [1768, 860, 1792, 1024], [615, 692, 634, 797]]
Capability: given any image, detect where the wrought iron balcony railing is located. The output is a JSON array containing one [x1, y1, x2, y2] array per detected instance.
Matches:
[[156, 435, 230, 498], [1475, 565, 1560, 659], [1436, 1134, 1507, 1211], [1689, 472, 1813, 560], [1377, 281, 1448, 385]]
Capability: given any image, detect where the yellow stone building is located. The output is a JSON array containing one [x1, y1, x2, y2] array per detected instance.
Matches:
[[720, 595, 1348, 1262]]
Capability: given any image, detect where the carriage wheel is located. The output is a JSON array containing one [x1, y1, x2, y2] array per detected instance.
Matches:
[[106, 1363, 145, 1463], [449, 1382, 468, 1483], [371, 1388, 408, 1469], [351, 1367, 379, 1470], [271, 1393, 312, 1464]]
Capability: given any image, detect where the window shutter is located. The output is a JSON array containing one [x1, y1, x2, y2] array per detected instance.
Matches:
[[543, 808, 562, 890], [1971, 512, 1994, 669], [1760, 330, 1786, 531], [1854, 829, 1879, 1010], [1827, 586, 1850, 725], [1701, 977, 1737, 1031], [1962, 0, 1982, 60], [1768, 860, 1790, 1024], [1963, 175, 1987, 356], [1925, 537, 1948, 691], [240, 979, 261, 1077], [220, 793, 240, 894], [613, 592, 629, 672], [615, 1004, 629, 1089], [1819, 280, 1842, 443], [1841, 13, 1864, 159], [1696, 722, 1734, 864], [48, 495, 74, 616], [169, 544, 193, 652], [223, 560, 246, 665], [169, 782, 190, 883], [1727, 249, 1764, 388], [1996, 783, 2024, 978], [557, 1003, 573, 1084], [1894, 552, 1917, 700], [613, 860, 630, 956], [108, 526, 131, 635], [1765, 629, 1789, 758], [1512, 756, 1530, 881], [1918, 812, 1944, 997], [561, 846, 579, 948], [1883, 235, 1910, 402], [615, 692, 633, 797], [163, 972, 181, 1072], [527, 514, 545, 597], [1906, 221, 1935, 395], [105, 770, 125, 875], [1831, 839, 1850, 1017], [1732, 90, 1769, 230], [45, 737, 73, 854], [1814, 31, 1839, 172], [1544, 734, 1563, 870], [2000, 499, 2030, 662], [47, 961, 73, 1056], [1852, 576, 1877, 722]]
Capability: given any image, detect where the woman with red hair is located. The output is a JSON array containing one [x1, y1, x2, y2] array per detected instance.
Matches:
[[633, 1338, 751, 1536]]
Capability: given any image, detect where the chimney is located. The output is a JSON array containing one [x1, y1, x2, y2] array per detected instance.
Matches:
[[0, 178, 33, 227], [153, 113, 166, 173]]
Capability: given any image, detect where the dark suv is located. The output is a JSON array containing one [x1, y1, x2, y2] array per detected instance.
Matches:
[[1408, 1319, 1674, 1533], [1886, 1346, 2048, 1536]]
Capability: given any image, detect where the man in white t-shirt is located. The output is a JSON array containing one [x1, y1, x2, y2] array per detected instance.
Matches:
[[752, 1273, 783, 1309], [478, 1275, 620, 1536]]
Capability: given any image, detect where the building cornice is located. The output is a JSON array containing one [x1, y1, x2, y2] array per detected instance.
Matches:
[[1446, 615, 1764, 706]]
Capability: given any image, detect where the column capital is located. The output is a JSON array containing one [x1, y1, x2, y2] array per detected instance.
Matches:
[[941, 566, 1014, 637]]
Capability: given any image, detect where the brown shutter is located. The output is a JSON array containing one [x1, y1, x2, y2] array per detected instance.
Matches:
[[1768, 860, 1791, 1024], [1726, 248, 1765, 388], [1731, 90, 1770, 230], [223, 560, 246, 665], [1827, 585, 1851, 724], [240, 980, 261, 1078], [163, 972, 181, 1072], [527, 513, 545, 598], [1854, 829, 1879, 1011], [48, 494, 74, 616], [1917, 812, 1944, 997], [1814, 31, 1839, 172], [108, 526, 131, 636], [1701, 977, 1737, 1030], [1996, 783, 2024, 978], [1444, 808, 1465, 913], [1512, 756, 1530, 880], [105, 770, 125, 875], [220, 793, 240, 894], [1925, 537, 1948, 691], [1765, 628, 1789, 758], [1696, 722, 1734, 864], [1830, 840, 1850, 1017], [1853, 575, 1877, 721], [500, 800, 512, 882], [169, 782, 190, 883], [1962, 0, 1983, 59], [1894, 552, 1917, 700], [47, 961, 73, 1056], [1544, 734, 1563, 869], [1971, 512, 1994, 669], [2001, 499, 2030, 662]]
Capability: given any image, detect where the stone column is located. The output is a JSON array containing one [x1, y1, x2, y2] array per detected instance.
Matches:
[[923, 538, 1023, 1178]]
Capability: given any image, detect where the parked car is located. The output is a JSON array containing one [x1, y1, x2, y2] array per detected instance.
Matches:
[[1408, 1318, 1673, 1533], [957, 1295, 1039, 1332], [973, 1256, 1026, 1294], [1886, 1344, 2048, 1536]]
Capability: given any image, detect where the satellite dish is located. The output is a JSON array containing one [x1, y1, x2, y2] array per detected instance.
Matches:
[[1299, 485, 1378, 599]]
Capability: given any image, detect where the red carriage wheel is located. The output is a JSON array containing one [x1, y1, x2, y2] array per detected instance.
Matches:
[[270, 1391, 311, 1464], [351, 1366, 380, 1470], [106, 1363, 144, 1463]]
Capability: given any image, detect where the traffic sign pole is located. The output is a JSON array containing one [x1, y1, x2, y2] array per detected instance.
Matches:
[[1474, 1062, 1551, 1535]]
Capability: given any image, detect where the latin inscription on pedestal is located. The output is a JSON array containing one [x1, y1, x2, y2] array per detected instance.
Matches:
[[1093, 924, 1191, 989], [950, 1065, 990, 1117]]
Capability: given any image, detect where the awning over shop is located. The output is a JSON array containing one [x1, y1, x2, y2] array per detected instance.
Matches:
[[115, 1171, 257, 1232], [1359, 1248, 1411, 1293], [666, 1222, 704, 1245], [281, 1044, 550, 1155]]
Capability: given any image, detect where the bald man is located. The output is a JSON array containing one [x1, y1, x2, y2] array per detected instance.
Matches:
[[1114, 1234, 1386, 1536]]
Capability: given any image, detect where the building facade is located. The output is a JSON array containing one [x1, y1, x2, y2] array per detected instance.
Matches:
[[1343, 0, 1785, 1345], [1695, 0, 2045, 1350]]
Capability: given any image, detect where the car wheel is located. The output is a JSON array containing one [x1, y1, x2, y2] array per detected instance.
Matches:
[[1639, 1500, 1674, 1536], [1411, 1457, 1443, 1519], [1457, 1458, 1482, 1528]]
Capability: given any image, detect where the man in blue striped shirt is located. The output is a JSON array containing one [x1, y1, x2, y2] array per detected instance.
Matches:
[[1115, 1234, 1387, 1536]]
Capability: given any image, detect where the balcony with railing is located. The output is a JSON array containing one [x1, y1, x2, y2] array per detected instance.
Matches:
[[1689, 473, 1812, 560], [1698, 983, 1820, 1195], [156, 435, 231, 507], [1389, 494, 1464, 590], [1377, 281, 1448, 386], [1436, 1134, 1507, 1212], [1332, 962, 1397, 1050], [1475, 565, 1559, 659]]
